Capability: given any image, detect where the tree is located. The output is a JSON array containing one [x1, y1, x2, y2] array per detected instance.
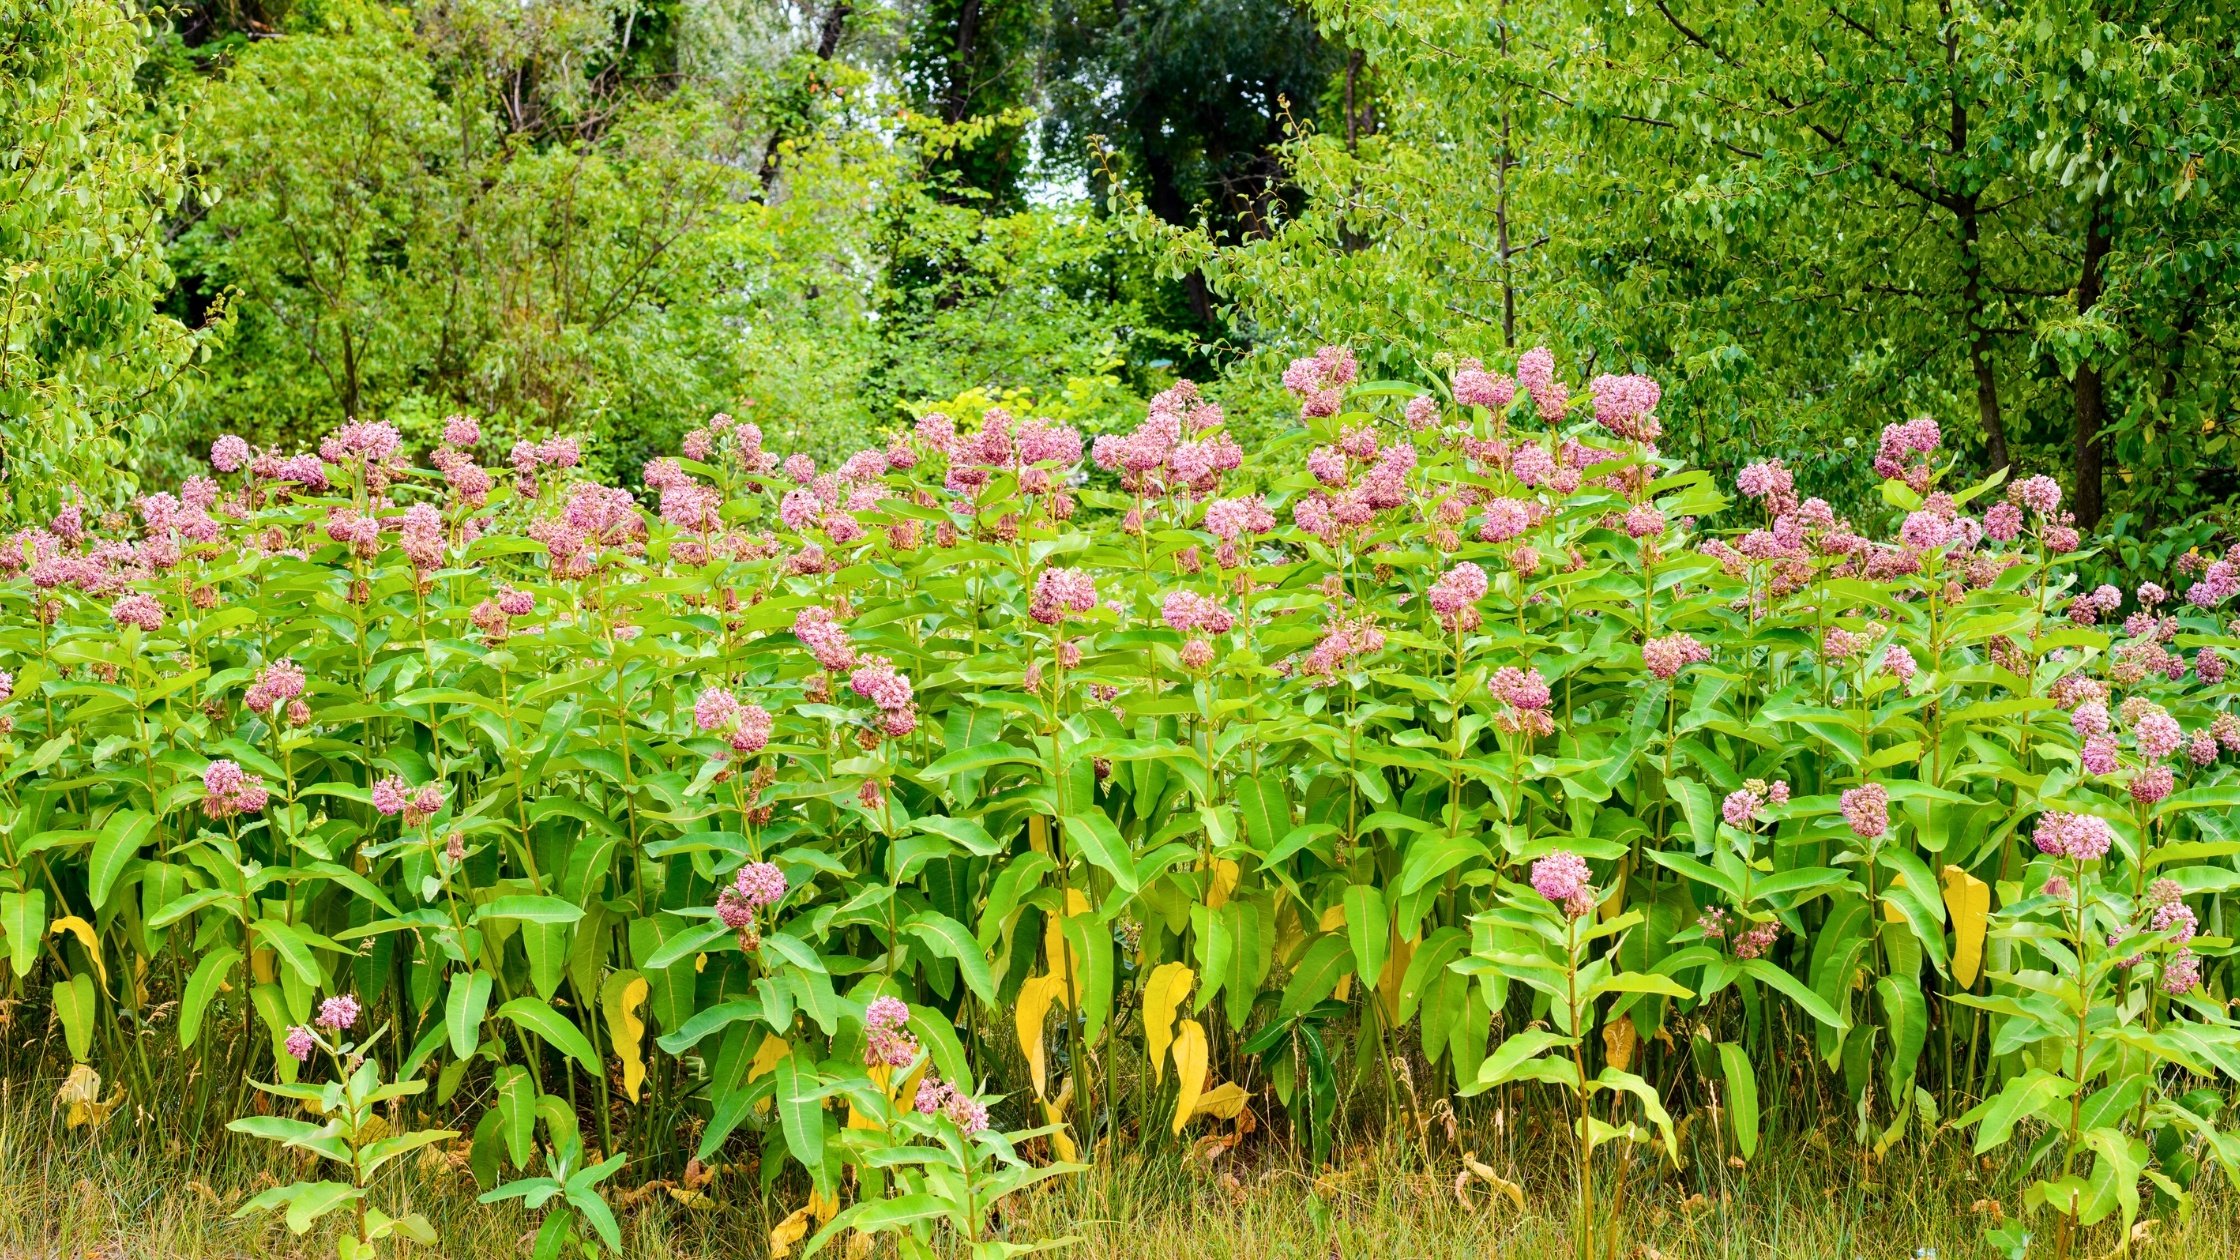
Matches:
[[0, 0, 223, 517]]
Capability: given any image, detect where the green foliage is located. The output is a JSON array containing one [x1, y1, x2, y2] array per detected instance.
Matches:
[[0, 0, 224, 518], [7, 345, 2240, 1258]]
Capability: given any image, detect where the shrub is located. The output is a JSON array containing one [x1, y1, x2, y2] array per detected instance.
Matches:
[[3, 350, 2238, 1259]]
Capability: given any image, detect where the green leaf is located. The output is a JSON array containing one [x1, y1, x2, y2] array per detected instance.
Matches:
[[446, 970, 494, 1061], [772, 1053, 825, 1176], [87, 808, 154, 909], [55, 971, 96, 1061], [1965, 1068, 2078, 1154], [495, 997, 600, 1075], [1, 889, 46, 978], [477, 896, 584, 925], [1717, 1042, 1759, 1160], [904, 911, 997, 1006], [1280, 933, 1354, 1020], [1343, 884, 1387, 986], [180, 946, 240, 1049], [1063, 810, 1139, 893], [920, 742, 1039, 780]]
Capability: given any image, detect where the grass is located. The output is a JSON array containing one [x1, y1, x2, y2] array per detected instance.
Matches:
[[5, 1074, 2237, 1260]]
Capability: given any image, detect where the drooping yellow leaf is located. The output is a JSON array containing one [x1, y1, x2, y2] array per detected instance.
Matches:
[[1316, 905, 1353, 1000], [1169, 1018, 1209, 1135], [1028, 815, 1051, 854], [1040, 888, 1092, 1006], [1601, 1017, 1638, 1074], [768, 1206, 814, 1258], [49, 916, 105, 985], [1206, 858, 1240, 910], [1379, 933, 1417, 1024], [1461, 1152, 1526, 1211], [601, 972, 649, 1102], [808, 1184, 840, 1223], [747, 1033, 790, 1116], [1192, 1081, 1249, 1121], [1142, 962, 1193, 1086], [1016, 973, 1059, 1098], [250, 945, 277, 985], [1942, 865, 1992, 989], [1041, 1077, 1078, 1161], [57, 1063, 122, 1128]]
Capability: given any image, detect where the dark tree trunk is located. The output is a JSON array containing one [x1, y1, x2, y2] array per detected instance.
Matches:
[[758, 2, 852, 197], [1957, 199, 2008, 473], [943, 0, 984, 124], [2072, 195, 2112, 528]]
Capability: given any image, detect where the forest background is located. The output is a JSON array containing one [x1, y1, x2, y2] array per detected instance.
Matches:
[[9, 0, 2239, 563]]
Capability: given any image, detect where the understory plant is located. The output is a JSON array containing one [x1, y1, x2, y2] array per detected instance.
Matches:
[[1, 348, 2237, 1257]]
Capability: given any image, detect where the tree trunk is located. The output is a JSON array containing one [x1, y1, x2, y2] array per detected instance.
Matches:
[[943, 0, 984, 124], [758, 2, 852, 197], [1956, 198, 2008, 473], [2072, 195, 2112, 528]]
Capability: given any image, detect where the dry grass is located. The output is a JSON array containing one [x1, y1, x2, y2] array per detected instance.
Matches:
[[4, 1077, 2236, 1260]]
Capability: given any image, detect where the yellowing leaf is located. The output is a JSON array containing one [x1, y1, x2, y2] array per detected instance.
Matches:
[[1142, 962, 1193, 1086], [1601, 1017, 1638, 1074], [601, 972, 649, 1103], [1041, 1078, 1079, 1161], [1942, 865, 1992, 989], [1192, 1080, 1249, 1121], [1169, 1018, 1208, 1135], [56, 1063, 122, 1128], [768, 1206, 813, 1259], [1379, 933, 1417, 1024], [1040, 888, 1092, 1005], [1206, 858, 1240, 910], [1028, 814, 1051, 854], [808, 1183, 840, 1223], [49, 916, 105, 985], [1016, 973, 1060, 1098], [250, 945, 277, 985], [747, 1033, 791, 1116], [1316, 905, 1353, 1000], [1461, 1152, 1526, 1211]]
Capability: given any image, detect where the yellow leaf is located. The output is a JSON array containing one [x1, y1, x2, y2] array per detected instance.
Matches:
[[1142, 962, 1193, 1086], [747, 1033, 790, 1116], [1192, 1081, 1249, 1121], [601, 972, 649, 1103], [1040, 888, 1091, 1006], [1206, 858, 1240, 910], [1942, 865, 1992, 989], [49, 916, 105, 985], [843, 1232, 875, 1259], [808, 1184, 840, 1223], [250, 945, 277, 984], [1597, 862, 1629, 920], [1028, 814, 1051, 854], [1601, 1017, 1637, 1074], [1461, 1152, 1526, 1211], [1379, 932, 1417, 1024], [1016, 973, 1059, 1098], [1315, 905, 1352, 1000], [1169, 1018, 1208, 1135], [768, 1206, 813, 1258], [57, 1063, 122, 1129], [1040, 1077, 1078, 1161]]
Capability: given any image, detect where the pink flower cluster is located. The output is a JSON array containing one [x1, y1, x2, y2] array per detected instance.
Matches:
[[1089, 383, 1239, 501], [1425, 562, 1488, 632], [1588, 373, 1661, 443], [715, 860, 787, 947], [864, 995, 920, 1068], [695, 686, 775, 754], [315, 993, 362, 1032], [1515, 348, 1568, 422], [1491, 666, 1554, 738], [201, 759, 271, 820], [1643, 633, 1711, 680], [1293, 617, 1385, 682], [1529, 851, 1595, 918], [1839, 783, 1888, 839], [1872, 417, 1941, 492], [848, 657, 919, 737], [1721, 779, 1789, 828], [1030, 567, 1099, 626], [244, 659, 307, 719], [2032, 812, 2115, 862], [373, 775, 445, 825], [794, 606, 858, 671], [1282, 344, 1359, 418], [913, 1075, 991, 1134]]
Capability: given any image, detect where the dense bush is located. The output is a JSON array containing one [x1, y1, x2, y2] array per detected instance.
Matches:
[[5, 347, 2240, 1258]]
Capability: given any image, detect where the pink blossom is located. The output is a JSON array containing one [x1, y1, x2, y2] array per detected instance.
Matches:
[[1839, 784, 1889, 839], [2033, 811, 2115, 862], [1425, 562, 1489, 632], [1529, 851, 1595, 918], [315, 994, 362, 1032], [372, 776, 410, 816], [1029, 567, 1099, 625], [111, 593, 164, 631], [285, 1026, 316, 1062], [1643, 633, 1710, 680], [211, 435, 252, 472]]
